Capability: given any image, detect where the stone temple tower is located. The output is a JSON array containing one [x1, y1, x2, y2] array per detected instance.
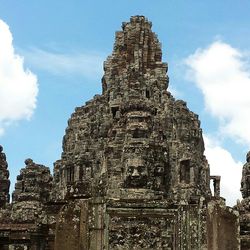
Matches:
[[237, 151, 250, 249], [52, 16, 239, 250], [0, 16, 243, 250], [53, 15, 211, 203], [0, 146, 10, 209]]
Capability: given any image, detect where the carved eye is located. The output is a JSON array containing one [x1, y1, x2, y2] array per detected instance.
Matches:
[[128, 166, 134, 173], [137, 166, 144, 173], [157, 166, 163, 172]]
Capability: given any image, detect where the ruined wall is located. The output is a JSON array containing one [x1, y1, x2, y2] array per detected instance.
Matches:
[[11, 158, 52, 223], [55, 199, 106, 250], [207, 199, 240, 250], [0, 158, 53, 249]]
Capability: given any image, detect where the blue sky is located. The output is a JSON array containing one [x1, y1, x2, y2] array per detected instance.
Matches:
[[1, 1, 250, 206]]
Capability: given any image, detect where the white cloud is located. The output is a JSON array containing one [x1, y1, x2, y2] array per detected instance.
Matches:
[[204, 135, 242, 206], [0, 20, 38, 135], [185, 41, 250, 146], [22, 48, 105, 80]]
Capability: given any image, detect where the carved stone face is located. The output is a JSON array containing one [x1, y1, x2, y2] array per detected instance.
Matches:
[[124, 158, 148, 188], [241, 161, 250, 198], [241, 179, 249, 199], [247, 151, 250, 163]]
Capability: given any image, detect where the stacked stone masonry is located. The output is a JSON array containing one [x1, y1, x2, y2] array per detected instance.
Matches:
[[0, 146, 10, 209], [236, 151, 250, 249], [0, 16, 248, 249]]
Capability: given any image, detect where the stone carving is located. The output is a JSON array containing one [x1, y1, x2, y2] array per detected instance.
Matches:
[[241, 151, 250, 199], [0, 16, 244, 250], [210, 175, 221, 198], [237, 151, 250, 249], [12, 158, 52, 203], [109, 216, 168, 249], [124, 157, 148, 188], [0, 145, 10, 209], [11, 159, 52, 223]]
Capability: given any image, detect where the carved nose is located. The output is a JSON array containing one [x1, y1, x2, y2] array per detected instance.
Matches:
[[132, 168, 139, 177]]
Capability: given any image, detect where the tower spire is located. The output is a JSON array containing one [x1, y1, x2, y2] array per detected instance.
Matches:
[[102, 15, 168, 94], [0, 145, 10, 208]]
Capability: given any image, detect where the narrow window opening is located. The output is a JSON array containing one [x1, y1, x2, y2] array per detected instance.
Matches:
[[70, 166, 74, 182], [111, 107, 119, 118], [67, 166, 74, 183], [210, 180, 214, 196], [112, 130, 117, 137], [180, 160, 190, 184], [146, 89, 150, 98], [79, 166, 83, 180], [210, 176, 221, 198], [66, 168, 70, 183], [132, 129, 147, 138], [22, 181, 25, 192]]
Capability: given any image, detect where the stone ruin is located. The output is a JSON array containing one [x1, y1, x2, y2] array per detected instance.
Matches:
[[236, 151, 250, 249], [0, 146, 10, 209], [0, 15, 248, 249]]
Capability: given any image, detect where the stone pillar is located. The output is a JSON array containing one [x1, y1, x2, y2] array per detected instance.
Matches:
[[210, 176, 221, 198]]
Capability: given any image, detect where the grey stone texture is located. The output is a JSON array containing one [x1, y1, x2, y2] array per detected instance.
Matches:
[[0, 16, 246, 249], [0, 146, 10, 209], [53, 16, 211, 205], [11, 158, 52, 223], [237, 151, 250, 249]]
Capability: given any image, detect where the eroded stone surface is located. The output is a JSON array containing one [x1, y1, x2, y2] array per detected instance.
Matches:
[[0, 158, 53, 250], [0, 16, 243, 250], [0, 145, 10, 209], [237, 151, 250, 249], [53, 16, 211, 205], [11, 158, 52, 223]]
